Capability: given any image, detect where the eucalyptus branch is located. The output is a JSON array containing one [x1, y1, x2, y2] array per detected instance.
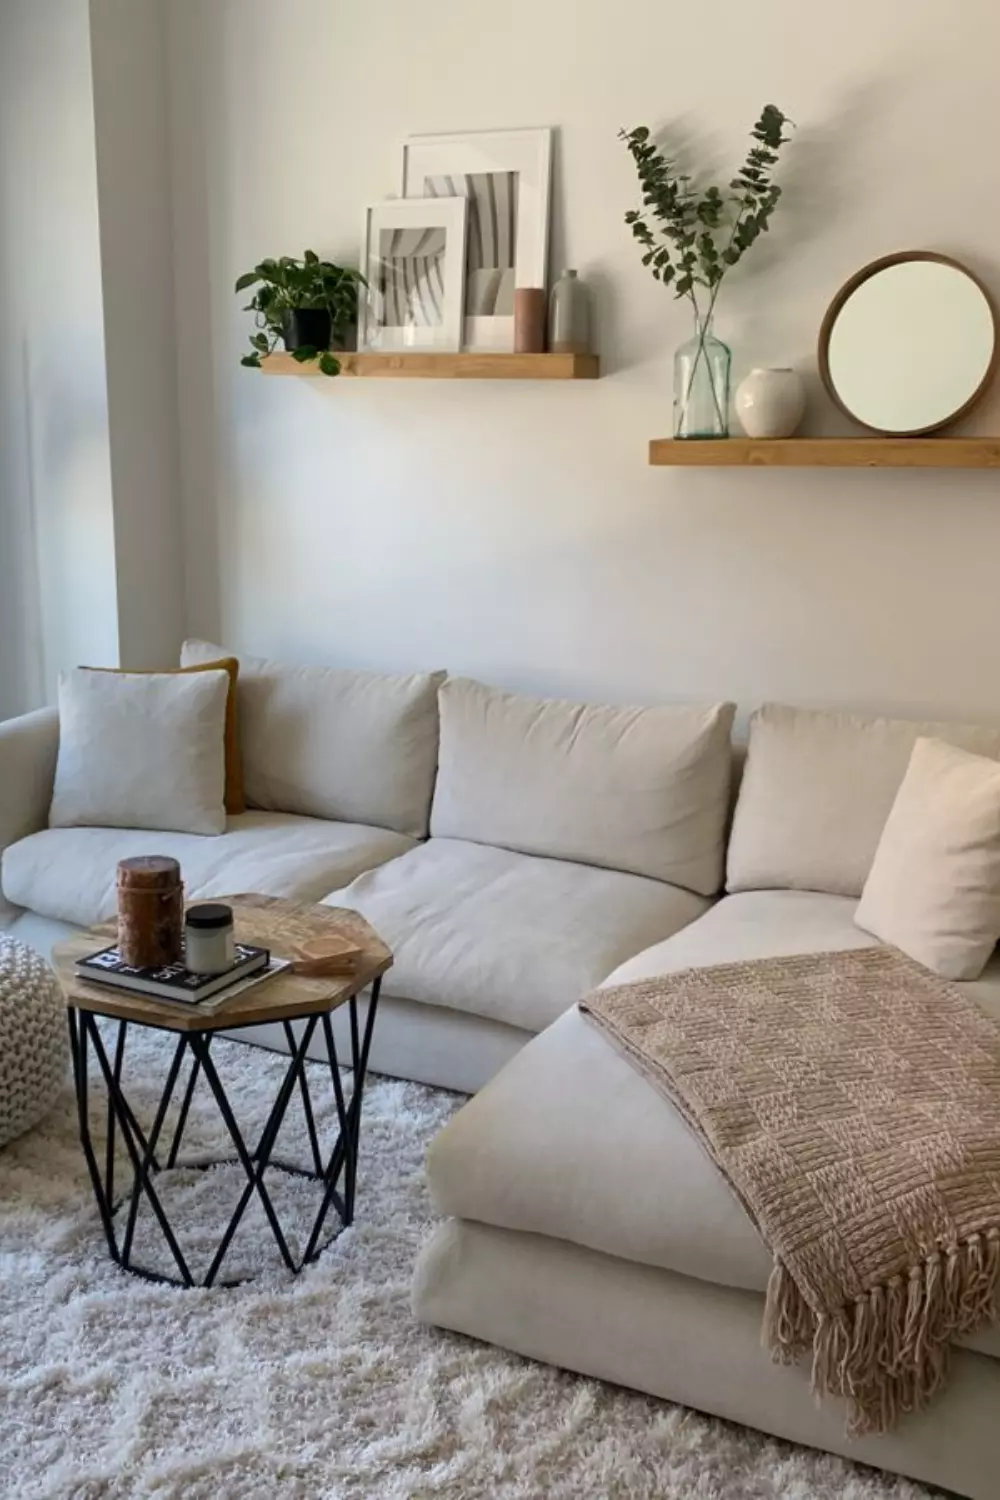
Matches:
[[621, 104, 793, 316]]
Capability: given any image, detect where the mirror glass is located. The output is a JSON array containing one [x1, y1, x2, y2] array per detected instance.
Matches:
[[820, 255, 996, 435]]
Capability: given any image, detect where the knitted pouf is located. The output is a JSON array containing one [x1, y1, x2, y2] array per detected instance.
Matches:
[[0, 938, 68, 1148]]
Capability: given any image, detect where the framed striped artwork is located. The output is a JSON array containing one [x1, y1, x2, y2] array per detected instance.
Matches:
[[358, 197, 468, 354], [401, 128, 553, 353]]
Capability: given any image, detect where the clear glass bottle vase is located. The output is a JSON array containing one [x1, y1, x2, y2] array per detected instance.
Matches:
[[673, 314, 731, 439]]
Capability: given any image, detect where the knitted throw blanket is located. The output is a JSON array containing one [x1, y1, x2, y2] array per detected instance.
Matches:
[[580, 947, 1000, 1435]]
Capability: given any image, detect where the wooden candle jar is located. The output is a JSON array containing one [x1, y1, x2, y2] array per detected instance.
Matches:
[[514, 288, 547, 354], [117, 856, 184, 968]]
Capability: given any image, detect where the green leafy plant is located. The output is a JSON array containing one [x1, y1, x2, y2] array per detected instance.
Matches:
[[236, 250, 367, 376], [621, 104, 793, 324]]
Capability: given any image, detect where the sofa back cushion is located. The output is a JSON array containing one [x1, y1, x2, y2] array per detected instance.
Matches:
[[181, 640, 444, 837], [727, 703, 1000, 897], [429, 677, 736, 894]]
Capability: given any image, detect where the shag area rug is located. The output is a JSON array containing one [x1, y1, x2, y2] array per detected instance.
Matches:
[[0, 1026, 943, 1499]]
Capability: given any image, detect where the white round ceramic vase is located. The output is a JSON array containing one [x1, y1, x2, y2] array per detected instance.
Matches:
[[734, 367, 806, 438]]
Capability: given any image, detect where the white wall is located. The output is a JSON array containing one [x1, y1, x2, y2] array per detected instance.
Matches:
[[89, 0, 186, 669], [0, 0, 119, 718], [167, 0, 1000, 723]]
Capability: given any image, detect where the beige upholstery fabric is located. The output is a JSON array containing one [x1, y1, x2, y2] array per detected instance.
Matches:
[[181, 640, 444, 838], [430, 677, 735, 894], [428, 893, 1000, 1294], [244, 995, 530, 1096], [727, 703, 1000, 897], [428, 1002, 772, 1290], [413, 1219, 1000, 1500], [605, 888, 875, 986], [2, 813, 413, 929], [326, 838, 709, 1033], [50, 669, 229, 836], [0, 707, 59, 921], [0, 910, 77, 962], [857, 738, 1000, 980]]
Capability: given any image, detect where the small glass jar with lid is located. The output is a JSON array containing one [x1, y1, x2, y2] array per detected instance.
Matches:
[[184, 903, 235, 974]]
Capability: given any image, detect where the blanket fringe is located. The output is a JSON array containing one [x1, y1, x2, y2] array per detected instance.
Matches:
[[763, 1229, 1000, 1436]]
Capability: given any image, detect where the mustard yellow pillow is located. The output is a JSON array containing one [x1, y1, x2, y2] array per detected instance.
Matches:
[[84, 659, 245, 814]]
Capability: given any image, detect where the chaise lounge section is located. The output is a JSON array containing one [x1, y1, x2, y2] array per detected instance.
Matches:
[[413, 704, 1000, 1500]]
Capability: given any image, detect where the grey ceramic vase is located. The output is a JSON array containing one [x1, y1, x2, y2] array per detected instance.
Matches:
[[549, 269, 591, 354]]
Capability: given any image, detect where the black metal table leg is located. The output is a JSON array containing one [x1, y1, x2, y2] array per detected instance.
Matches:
[[166, 1047, 203, 1168], [86, 1015, 195, 1287], [68, 980, 383, 1288], [68, 1009, 120, 1266]]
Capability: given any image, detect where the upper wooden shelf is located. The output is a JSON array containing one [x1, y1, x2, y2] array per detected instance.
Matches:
[[648, 437, 1000, 468], [261, 351, 599, 380]]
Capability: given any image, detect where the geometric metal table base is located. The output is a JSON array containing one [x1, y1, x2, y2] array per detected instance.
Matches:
[[67, 977, 382, 1289]]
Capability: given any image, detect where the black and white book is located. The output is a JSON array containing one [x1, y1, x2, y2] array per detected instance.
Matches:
[[75, 942, 282, 1006]]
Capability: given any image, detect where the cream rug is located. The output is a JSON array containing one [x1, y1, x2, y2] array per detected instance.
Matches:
[[0, 1026, 942, 1499]]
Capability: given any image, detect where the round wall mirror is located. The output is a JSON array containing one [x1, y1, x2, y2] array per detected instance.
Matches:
[[818, 252, 998, 436]]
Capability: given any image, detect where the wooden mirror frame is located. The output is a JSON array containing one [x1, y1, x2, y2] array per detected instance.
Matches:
[[817, 250, 999, 437]]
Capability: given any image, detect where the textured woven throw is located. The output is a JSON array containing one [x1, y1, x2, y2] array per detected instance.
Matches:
[[580, 947, 1000, 1435]]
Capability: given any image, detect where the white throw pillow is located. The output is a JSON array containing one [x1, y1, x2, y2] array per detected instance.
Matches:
[[855, 737, 1000, 980], [49, 668, 229, 836]]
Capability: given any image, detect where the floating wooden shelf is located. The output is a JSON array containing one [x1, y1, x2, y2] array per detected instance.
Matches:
[[648, 437, 1000, 468], [260, 351, 599, 380]]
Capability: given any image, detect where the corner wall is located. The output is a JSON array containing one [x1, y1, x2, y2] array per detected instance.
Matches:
[[0, 0, 119, 717], [170, 0, 1000, 720]]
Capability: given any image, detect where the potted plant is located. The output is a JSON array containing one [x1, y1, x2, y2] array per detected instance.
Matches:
[[236, 250, 367, 376], [621, 105, 793, 438]]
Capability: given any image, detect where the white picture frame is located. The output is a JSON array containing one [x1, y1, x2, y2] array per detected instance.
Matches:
[[358, 197, 468, 354], [401, 127, 553, 353]]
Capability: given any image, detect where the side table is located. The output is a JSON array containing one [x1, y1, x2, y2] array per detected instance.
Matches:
[[52, 894, 392, 1288]]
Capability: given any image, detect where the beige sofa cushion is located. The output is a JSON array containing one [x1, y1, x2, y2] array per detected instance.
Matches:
[[727, 703, 1000, 897], [325, 837, 709, 1033], [607, 888, 876, 986], [856, 738, 1000, 980], [50, 668, 229, 836], [430, 677, 735, 895], [428, 890, 1000, 1297], [181, 640, 444, 838], [2, 813, 413, 929], [429, 1003, 772, 1293]]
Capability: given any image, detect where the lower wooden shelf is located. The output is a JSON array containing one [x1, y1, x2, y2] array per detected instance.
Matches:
[[260, 351, 599, 380], [648, 437, 1000, 468]]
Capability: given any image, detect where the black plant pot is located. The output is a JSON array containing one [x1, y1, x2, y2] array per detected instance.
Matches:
[[281, 308, 332, 352]]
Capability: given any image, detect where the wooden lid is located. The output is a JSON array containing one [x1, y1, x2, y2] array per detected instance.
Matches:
[[117, 855, 182, 890]]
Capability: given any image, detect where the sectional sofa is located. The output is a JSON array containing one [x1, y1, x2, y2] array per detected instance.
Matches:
[[2, 644, 999, 1497]]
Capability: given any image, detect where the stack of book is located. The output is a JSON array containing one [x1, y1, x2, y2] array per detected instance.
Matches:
[[74, 943, 289, 1012]]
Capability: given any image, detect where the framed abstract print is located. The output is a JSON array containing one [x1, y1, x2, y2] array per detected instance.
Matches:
[[401, 128, 553, 352], [358, 196, 468, 354]]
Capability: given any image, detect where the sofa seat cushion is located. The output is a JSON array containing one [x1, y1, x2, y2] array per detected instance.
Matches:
[[1, 813, 414, 929], [605, 888, 876, 986], [428, 890, 1000, 1299], [325, 838, 709, 1033]]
